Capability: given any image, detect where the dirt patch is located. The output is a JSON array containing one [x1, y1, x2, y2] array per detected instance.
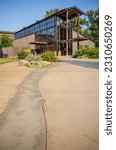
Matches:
[[0, 62, 34, 114]]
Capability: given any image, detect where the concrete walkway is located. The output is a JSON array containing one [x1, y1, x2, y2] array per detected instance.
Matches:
[[39, 58, 99, 150], [0, 65, 47, 150]]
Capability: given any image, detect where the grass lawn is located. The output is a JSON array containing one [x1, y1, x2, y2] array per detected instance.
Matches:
[[0, 57, 18, 64]]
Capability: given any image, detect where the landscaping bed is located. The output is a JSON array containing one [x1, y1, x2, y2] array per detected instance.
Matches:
[[17, 49, 57, 68]]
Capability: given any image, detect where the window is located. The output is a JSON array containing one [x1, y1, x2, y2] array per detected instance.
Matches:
[[79, 45, 83, 49], [19, 31, 24, 37], [39, 21, 46, 31], [15, 32, 20, 38], [40, 30, 46, 35], [35, 24, 39, 33], [15, 16, 57, 39], [84, 45, 89, 48], [47, 27, 55, 36], [24, 28, 29, 36], [46, 17, 55, 28], [29, 26, 35, 34]]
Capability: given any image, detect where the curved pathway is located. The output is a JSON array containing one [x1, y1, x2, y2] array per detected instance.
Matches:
[[40, 58, 99, 150], [0, 67, 47, 150]]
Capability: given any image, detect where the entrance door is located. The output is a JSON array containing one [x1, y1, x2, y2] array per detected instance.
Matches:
[[60, 43, 72, 55]]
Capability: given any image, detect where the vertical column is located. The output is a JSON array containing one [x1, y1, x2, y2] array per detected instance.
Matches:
[[72, 18, 74, 55], [57, 17, 60, 55], [58, 26, 61, 51], [69, 19, 72, 55], [66, 11, 68, 56], [77, 12, 80, 49]]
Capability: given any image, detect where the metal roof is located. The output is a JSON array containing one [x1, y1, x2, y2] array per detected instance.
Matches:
[[56, 6, 85, 16]]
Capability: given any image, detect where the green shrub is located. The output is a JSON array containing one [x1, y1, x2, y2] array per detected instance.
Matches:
[[73, 47, 99, 58], [87, 48, 99, 58], [41, 51, 57, 62], [27, 60, 43, 68], [17, 48, 31, 59]]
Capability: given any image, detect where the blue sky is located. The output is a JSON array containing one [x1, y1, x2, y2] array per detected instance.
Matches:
[[0, 0, 99, 32]]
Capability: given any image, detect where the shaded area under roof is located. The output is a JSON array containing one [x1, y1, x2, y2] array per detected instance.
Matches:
[[30, 37, 89, 45], [58, 37, 89, 43]]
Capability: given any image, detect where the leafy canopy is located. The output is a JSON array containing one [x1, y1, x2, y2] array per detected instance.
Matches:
[[45, 8, 61, 17], [0, 35, 13, 48], [74, 9, 99, 47]]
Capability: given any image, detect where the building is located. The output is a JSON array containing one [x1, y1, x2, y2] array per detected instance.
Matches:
[[14, 6, 95, 56], [0, 6, 95, 57], [73, 33, 95, 50], [0, 30, 14, 39]]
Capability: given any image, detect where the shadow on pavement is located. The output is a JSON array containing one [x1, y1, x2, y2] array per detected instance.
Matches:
[[59, 59, 99, 69]]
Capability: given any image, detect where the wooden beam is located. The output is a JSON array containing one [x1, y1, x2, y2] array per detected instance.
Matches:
[[58, 26, 61, 51], [66, 11, 68, 56], [57, 17, 60, 55], [77, 12, 80, 49]]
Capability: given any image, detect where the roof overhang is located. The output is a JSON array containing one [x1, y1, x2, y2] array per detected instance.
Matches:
[[56, 6, 85, 20], [58, 37, 89, 43], [30, 41, 47, 45]]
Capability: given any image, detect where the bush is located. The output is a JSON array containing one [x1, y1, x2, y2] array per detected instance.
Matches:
[[17, 48, 31, 59], [87, 48, 99, 58], [73, 47, 99, 58], [41, 51, 57, 62], [27, 60, 43, 68]]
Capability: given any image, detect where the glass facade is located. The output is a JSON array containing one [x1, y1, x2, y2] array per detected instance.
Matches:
[[15, 7, 84, 56], [15, 16, 57, 39]]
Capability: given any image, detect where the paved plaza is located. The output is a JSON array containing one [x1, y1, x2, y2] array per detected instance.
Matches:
[[0, 58, 99, 150]]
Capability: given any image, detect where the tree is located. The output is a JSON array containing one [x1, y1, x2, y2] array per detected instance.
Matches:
[[45, 8, 61, 17], [0, 35, 13, 57], [0, 35, 13, 48], [74, 9, 99, 47], [85, 9, 99, 47]]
